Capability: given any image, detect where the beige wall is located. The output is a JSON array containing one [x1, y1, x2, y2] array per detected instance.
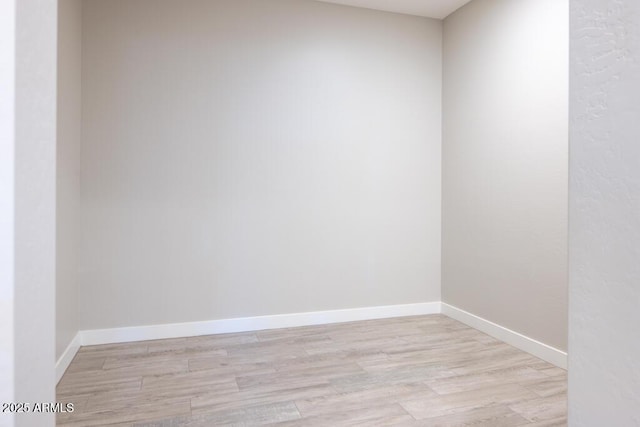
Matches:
[[442, 0, 568, 351], [80, 0, 443, 330], [56, 0, 82, 360]]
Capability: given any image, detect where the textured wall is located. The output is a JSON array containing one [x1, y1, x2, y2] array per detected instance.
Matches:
[[80, 0, 442, 330], [56, 0, 82, 361], [569, 0, 640, 425], [13, 0, 57, 424], [442, 0, 569, 351]]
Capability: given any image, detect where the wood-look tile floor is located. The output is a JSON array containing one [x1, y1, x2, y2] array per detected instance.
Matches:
[[56, 315, 567, 426]]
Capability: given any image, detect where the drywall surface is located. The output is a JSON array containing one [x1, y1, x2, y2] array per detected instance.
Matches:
[[12, 0, 57, 424], [314, 0, 473, 20], [442, 0, 569, 351], [56, 0, 82, 361], [80, 0, 442, 329], [0, 1, 16, 422], [569, 0, 640, 425]]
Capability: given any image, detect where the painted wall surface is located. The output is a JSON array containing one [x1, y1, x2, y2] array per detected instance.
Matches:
[[314, 0, 473, 20], [56, 0, 82, 361], [569, 0, 640, 425], [80, 0, 442, 329], [12, 0, 57, 425], [0, 1, 16, 424], [442, 0, 569, 351]]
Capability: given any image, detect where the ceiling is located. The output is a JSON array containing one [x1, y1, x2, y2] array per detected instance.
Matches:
[[314, 0, 473, 20]]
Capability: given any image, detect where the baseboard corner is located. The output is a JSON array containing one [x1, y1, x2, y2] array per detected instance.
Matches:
[[56, 332, 82, 384], [441, 302, 567, 369]]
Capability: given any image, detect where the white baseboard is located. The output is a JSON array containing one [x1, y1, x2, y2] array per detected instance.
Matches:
[[56, 332, 81, 384], [441, 303, 567, 369], [81, 302, 442, 347], [64, 301, 566, 376]]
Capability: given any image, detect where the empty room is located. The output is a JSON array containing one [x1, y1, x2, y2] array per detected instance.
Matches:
[[3, 0, 640, 426]]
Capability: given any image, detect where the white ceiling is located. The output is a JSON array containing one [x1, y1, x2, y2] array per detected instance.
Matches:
[[314, 0, 473, 20]]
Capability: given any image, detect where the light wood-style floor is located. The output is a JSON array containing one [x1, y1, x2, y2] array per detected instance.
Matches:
[[57, 315, 567, 426]]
